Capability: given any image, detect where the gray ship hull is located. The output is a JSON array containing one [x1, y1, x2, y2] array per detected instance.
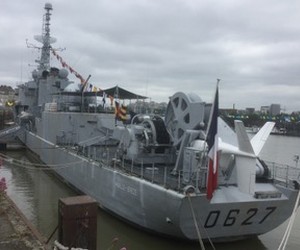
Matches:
[[18, 129, 298, 241]]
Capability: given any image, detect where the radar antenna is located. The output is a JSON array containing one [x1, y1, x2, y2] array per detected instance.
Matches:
[[27, 3, 56, 71]]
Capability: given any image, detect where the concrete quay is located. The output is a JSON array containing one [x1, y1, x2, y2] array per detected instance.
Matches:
[[0, 193, 47, 250]]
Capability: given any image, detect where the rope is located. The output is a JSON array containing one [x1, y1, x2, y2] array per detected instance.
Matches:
[[277, 189, 300, 250], [187, 194, 206, 250], [51, 50, 115, 102], [53, 240, 88, 250], [0, 153, 85, 171], [46, 224, 58, 244]]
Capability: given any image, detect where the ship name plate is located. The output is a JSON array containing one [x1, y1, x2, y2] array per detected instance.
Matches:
[[115, 182, 138, 196]]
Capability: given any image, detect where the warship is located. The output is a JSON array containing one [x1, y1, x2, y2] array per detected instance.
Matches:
[[3, 3, 300, 242]]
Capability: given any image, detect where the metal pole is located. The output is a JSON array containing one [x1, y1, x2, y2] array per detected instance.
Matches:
[[178, 171, 181, 190], [141, 161, 144, 179], [286, 165, 289, 187], [164, 167, 167, 187], [196, 169, 199, 191], [106, 148, 109, 165], [81, 74, 91, 112], [152, 163, 155, 183], [114, 153, 117, 169]]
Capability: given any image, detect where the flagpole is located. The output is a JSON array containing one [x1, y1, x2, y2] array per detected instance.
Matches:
[[205, 79, 220, 141], [206, 79, 220, 200], [81, 74, 91, 112]]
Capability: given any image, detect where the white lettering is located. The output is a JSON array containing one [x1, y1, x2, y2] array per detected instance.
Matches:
[[115, 182, 137, 196]]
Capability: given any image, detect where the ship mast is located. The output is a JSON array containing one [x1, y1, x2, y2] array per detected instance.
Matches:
[[34, 3, 56, 71]]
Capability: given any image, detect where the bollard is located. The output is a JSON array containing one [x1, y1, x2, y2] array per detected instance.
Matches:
[[58, 195, 97, 250]]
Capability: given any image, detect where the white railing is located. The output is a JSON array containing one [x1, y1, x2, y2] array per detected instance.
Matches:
[[266, 161, 300, 185]]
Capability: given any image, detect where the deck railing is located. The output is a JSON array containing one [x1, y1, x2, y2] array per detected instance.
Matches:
[[266, 161, 300, 186], [65, 143, 300, 193]]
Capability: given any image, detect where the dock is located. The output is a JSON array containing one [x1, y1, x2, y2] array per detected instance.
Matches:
[[0, 193, 46, 249]]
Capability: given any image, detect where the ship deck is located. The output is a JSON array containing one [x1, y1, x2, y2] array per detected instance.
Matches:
[[63, 144, 300, 195]]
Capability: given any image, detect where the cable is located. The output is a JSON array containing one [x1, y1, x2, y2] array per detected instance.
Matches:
[[0, 153, 85, 171], [277, 189, 300, 250], [187, 194, 206, 250]]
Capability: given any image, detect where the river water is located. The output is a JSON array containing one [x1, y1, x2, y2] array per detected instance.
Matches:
[[1, 135, 300, 250]]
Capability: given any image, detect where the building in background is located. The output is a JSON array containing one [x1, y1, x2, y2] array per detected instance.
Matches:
[[260, 106, 270, 114], [270, 104, 281, 116]]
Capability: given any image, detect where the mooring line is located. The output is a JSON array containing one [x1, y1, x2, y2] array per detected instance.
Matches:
[[278, 189, 300, 250], [188, 194, 210, 250]]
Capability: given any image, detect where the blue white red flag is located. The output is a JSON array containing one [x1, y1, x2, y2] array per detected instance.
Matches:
[[206, 84, 219, 200]]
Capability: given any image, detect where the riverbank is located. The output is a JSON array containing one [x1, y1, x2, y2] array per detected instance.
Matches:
[[0, 192, 46, 249]]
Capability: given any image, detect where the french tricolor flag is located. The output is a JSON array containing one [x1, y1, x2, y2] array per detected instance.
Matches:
[[206, 83, 219, 200]]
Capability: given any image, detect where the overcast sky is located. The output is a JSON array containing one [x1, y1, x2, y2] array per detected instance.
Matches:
[[1, 0, 300, 112]]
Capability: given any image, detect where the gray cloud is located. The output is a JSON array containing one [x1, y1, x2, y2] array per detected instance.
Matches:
[[1, 0, 300, 112]]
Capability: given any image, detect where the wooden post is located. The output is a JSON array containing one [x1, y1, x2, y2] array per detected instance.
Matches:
[[58, 195, 97, 250]]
